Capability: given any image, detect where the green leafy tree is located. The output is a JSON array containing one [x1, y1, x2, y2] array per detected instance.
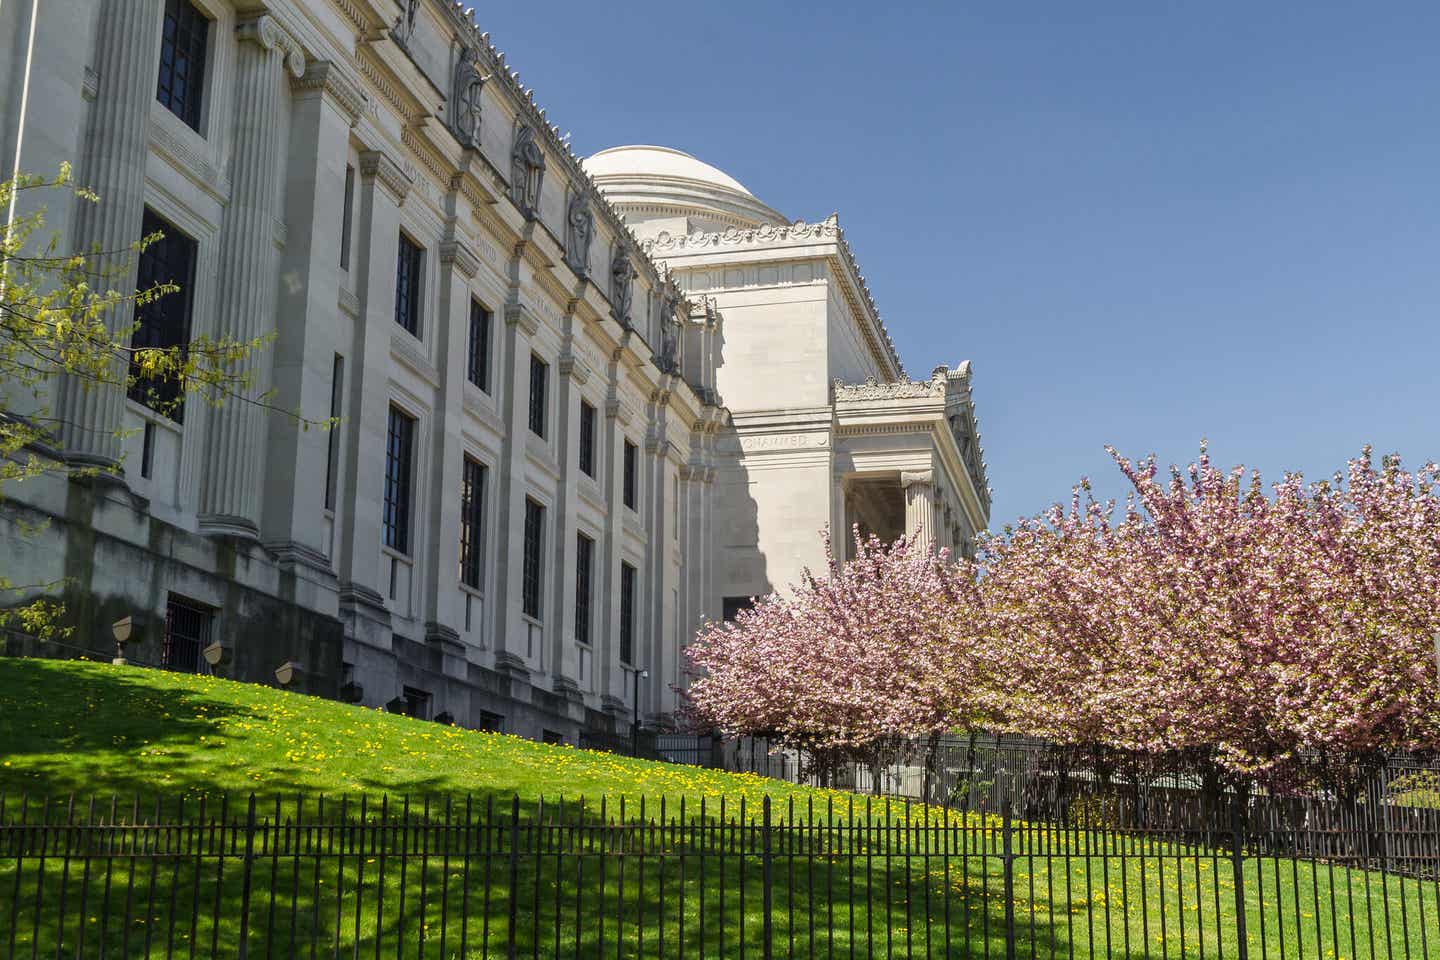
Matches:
[[1, 166, 312, 639]]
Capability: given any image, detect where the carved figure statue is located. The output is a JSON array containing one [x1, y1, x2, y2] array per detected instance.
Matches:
[[451, 47, 484, 147], [394, 0, 419, 45], [611, 249, 634, 323], [510, 125, 545, 216], [565, 193, 593, 275]]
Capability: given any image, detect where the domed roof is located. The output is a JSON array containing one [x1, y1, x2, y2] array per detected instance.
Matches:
[[585, 146, 755, 197], [583, 145, 787, 230]]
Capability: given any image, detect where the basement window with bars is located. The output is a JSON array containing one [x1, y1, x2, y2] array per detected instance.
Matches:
[[162, 595, 213, 674]]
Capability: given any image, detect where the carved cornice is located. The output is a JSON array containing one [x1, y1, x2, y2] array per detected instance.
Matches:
[[236, 14, 306, 79], [832, 376, 946, 402], [292, 61, 369, 126], [438, 239, 480, 279], [643, 216, 840, 253], [358, 149, 412, 205], [645, 214, 901, 376]]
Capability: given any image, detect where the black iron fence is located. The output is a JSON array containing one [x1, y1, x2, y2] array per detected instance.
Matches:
[[3, 790, 1440, 958]]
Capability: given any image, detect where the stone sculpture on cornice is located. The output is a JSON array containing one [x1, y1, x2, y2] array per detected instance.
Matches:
[[510, 124, 545, 217], [393, 0, 419, 47], [564, 191, 593, 276], [450, 47, 484, 148], [611, 246, 635, 325]]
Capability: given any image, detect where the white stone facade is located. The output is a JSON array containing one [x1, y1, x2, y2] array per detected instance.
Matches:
[[587, 147, 991, 603], [0, 2, 989, 739]]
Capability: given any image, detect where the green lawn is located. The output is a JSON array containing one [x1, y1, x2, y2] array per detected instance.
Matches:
[[0, 657, 1434, 958]]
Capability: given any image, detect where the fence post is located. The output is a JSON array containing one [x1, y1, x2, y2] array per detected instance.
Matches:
[[1002, 801, 1016, 960], [762, 795, 773, 960], [507, 795, 519, 960], [1231, 793, 1249, 960], [237, 794, 257, 960]]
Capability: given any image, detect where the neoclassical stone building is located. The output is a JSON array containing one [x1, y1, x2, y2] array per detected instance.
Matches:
[[0, 0, 988, 739]]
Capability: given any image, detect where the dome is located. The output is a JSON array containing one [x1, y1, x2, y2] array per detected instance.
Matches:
[[585, 146, 755, 197], [584, 145, 788, 231]]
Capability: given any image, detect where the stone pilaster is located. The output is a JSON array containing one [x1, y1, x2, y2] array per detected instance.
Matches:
[[421, 239, 480, 645], [198, 16, 304, 538], [261, 60, 366, 571], [491, 298, 540, 669], [336, 148, 409, 632], [57, 0, 165, 469], [902, 470, 938, 551]]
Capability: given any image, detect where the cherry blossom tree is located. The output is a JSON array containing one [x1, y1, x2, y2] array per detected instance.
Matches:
[[979, 445, 1440, 791], [683, 527, 992, 787]]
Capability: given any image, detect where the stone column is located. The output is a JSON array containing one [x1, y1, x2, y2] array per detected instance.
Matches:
[[197, 16, 304, 538], [57, 0, 166, 469], [902, 470, 938, 551]]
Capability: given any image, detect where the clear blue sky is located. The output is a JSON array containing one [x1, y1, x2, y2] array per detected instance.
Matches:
[[477, 3, 1440, 529]]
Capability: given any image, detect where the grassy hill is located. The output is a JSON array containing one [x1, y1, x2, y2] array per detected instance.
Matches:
[[0, 657, 1433, 957], [0, 657, 839, 809]]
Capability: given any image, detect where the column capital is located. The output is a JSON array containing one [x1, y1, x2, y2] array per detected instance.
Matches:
[[358, 150, 412, 206], [557, 351, 592, 385], [438, 239, 481, 279], [236, 14, 305, 78], [504, 301, 540, 336], [900, 469, 934, 490], [292, 60, 368, 126]]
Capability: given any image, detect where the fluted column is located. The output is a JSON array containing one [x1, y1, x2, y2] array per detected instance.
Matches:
[[902, 470, 938, 550], [57, 0, 166, 469], [197, 16, 304, 538]]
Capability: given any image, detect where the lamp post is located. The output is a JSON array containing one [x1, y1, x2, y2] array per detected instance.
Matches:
[[631, 667, 649, 756], [110, 616, 132, 665]]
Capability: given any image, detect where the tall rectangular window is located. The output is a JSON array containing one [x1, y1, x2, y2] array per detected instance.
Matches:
[[528, 354, 548, 438], [340, 165, 355, 271], [459, 457, 487, 589], [130, 207, 198, 421], [623, 440, 638, 510], [619, 561, 637, 666], [324, 355, 344, 510], [156, 0, 210, 132], [467, 299, 491, 392], [574, 533, 594, 645], [383, 405, 415, 554], [394, 233, 423, 336], [578, 400, 596, 477], [522, 499, 545, 619]]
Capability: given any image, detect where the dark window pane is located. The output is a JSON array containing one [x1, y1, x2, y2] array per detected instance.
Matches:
[[467, 300, 490, 391], [156, 0, 209, 131], [383, 406, 415, 553], [574, 533, 593, 645], [394, 234, 423, 335], [340, 166, 354, 270], [528, 354, 547, 438], [324, 355, 344, 509], [460, 457, 487, 588], [578, 401, 596, 477], [619, 562, 636, 666], [522, 499, 544, 619], [130, 208, 198, 421], [623, 440, 638, 510], [722, 596, 755, 622]]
